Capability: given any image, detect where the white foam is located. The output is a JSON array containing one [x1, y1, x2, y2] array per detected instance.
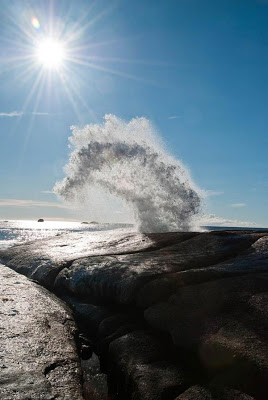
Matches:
[[54, 115, 201, 232]]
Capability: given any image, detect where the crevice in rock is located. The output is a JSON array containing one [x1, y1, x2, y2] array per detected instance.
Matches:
[[44, 360, 66, 376]]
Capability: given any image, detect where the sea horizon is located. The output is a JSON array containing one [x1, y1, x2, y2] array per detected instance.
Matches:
[[0, 219, 267, 251]]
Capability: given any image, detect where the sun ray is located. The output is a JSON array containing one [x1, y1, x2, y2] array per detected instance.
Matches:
[[66, 56, 161, 87], [68, 36, 137, 54], [26, 73, 47, 137], [64, 3, 116, 46], [9, 71, 44, 141], [58, 70, 83, 122], [68, 53, 178, 67], [23, 69, 45, 110], [13, 71, 47, 173], [60, 64, 98, 122]]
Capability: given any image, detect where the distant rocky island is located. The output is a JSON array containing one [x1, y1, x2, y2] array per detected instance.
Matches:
[[37, 218, 44, 222], [81, 221, 99, 225], [0, 229, 267, 399]]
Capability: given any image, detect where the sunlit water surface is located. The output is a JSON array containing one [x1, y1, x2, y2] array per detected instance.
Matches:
[[1, 220, 266, 252], [0, 219, 133, 250]]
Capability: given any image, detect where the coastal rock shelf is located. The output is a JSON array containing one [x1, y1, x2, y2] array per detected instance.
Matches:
[[0, 265, 83, 400], [0, 229, 268, 399]]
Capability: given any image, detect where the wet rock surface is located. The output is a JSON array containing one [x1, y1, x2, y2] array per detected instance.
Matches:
[[0, 264, 83, 400], [81, 353, 108, 400], [0, 229, 268, 399], [175, 385, 255, 399]]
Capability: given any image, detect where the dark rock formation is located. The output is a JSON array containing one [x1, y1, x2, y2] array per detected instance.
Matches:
[[0, 231, 197, 290], [0, 229, 268, 399], [175, 385, 255, 399], [0, 264, 83, 400], [37, 218, 44, 222]]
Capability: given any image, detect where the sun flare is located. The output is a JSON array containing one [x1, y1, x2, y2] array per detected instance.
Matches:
[[5, 7, 149, 123], [36, 38, 66, 69]]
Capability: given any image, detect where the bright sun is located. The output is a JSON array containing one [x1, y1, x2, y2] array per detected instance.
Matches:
[[36, 38, 66, 69]]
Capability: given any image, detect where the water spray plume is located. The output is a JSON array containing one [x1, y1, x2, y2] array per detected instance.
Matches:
[[54, 115, 201, 232]]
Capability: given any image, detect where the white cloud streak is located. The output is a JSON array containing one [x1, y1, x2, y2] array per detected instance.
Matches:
[[0, 111, 52, 118], [204, 190, 224, 197], [31, 112, 50, 116], [168, 115, 182, 120], [0, 111, 23, 117], [230, 203, 247, 208], [0, 198, 69, 209], [198, 214, 257, 227]]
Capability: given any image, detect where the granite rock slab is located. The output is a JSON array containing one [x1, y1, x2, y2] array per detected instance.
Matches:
[[54, 231, 264, 305], [1, 229, 268, 399], [0, 231, 197, 290], [0, 265, 83, 400]]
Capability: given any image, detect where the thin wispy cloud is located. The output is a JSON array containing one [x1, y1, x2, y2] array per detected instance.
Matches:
[[168, 115, 182, 120], [0, 111, 23, 117], [0, 198, 69, 209], [231, 203, 247, 208], [204, 190, 224, 197], [40, 190, 54, 194], [198, 213, 256, 227], [0, 111, 52, 118], [31, 112, 50, 116]]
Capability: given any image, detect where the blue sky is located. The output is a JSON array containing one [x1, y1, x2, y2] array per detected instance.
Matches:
[[0, 0, 267, 226]]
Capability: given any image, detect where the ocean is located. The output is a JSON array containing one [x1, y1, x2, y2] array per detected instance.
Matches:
[[0, 219, 267, 252], [0, 219, 133, 251]]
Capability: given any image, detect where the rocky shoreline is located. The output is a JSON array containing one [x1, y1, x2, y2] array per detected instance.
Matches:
[[0, 229, 268, 399], [0, 265, 83, 400]]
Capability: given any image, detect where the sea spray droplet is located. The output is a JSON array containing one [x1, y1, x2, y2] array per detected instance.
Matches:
[[54, 115, 201, 232]]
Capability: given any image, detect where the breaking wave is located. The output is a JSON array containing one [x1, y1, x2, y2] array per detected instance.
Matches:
[[54, 115, 201, 232]]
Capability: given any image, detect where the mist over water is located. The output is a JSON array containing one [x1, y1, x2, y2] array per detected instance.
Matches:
[[54, 115, 201, 232]]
